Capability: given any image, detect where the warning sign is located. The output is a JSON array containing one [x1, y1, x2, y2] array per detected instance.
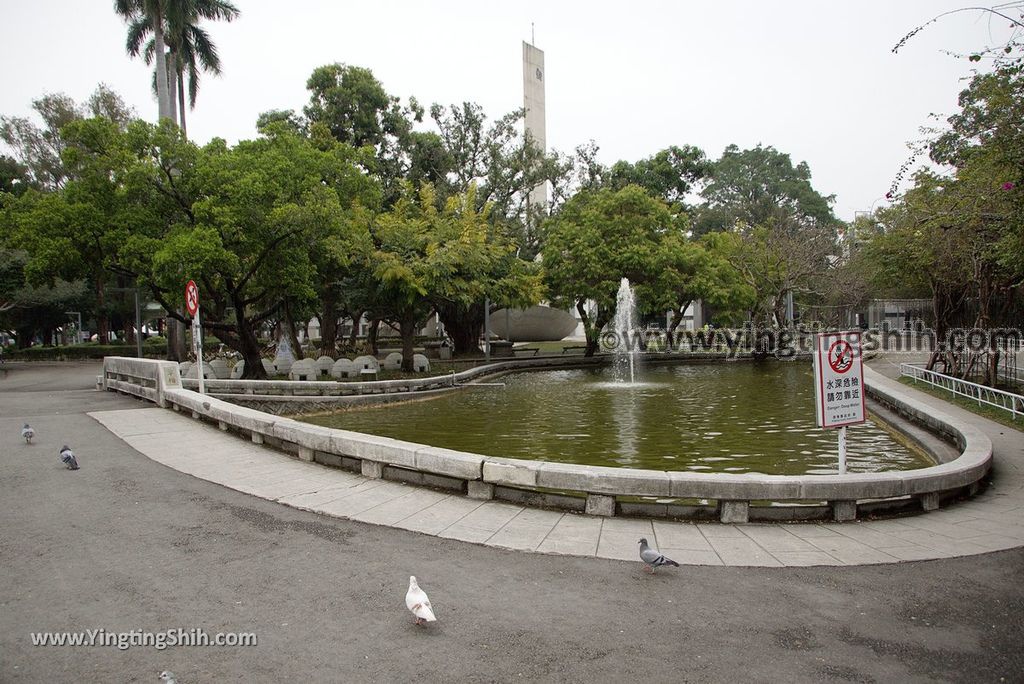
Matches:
[[813, 331, 866, 428], [185, 280, 199, 317]]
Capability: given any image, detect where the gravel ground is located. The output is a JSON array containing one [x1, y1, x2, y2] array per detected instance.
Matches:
[[2, 361, 1023, 683]]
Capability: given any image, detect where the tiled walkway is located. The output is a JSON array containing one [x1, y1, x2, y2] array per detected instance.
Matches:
[[89, 371, 1024, 567]]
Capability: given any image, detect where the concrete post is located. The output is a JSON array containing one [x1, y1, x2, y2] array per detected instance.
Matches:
[[361, 460, 384, 479], [467, 481, 495, 500], [832, 500, 857, 522], [585, 494, 616, 517], [920, 492, 940, 511], [719, 500, 749, 524]]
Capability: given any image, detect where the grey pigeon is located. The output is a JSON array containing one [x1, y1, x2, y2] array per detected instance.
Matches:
[[638, 537, 680, 573], [158, 672, 177, 684], [59, 445, 79, 470], [21, 423, 35, 443]]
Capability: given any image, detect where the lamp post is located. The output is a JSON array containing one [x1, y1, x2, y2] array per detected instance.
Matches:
[[484, 297, 491, 363]]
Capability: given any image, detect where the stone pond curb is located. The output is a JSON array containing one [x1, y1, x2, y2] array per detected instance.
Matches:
[[98, 356, 991, 525]]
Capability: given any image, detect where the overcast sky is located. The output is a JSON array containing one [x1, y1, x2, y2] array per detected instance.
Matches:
[[1, 1, 1016, 220]]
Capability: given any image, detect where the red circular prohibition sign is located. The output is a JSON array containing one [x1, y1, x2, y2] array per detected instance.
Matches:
[[185, 280, 199, 316], [827, 339, 854, 374]]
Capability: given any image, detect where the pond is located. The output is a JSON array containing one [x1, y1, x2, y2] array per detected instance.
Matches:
[[302, 361, 933, 475]]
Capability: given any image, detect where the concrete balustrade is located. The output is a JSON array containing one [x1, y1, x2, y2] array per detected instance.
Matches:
[[101, 356, 992, 523]]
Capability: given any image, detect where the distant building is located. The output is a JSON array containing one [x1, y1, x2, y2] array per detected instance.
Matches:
[[522, 40, 547, 213]]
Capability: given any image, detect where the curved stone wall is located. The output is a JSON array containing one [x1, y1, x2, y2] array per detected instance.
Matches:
[[100, 357, 992, 523]]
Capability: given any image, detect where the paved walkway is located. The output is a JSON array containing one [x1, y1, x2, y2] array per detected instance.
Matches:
[[89, 367, 1024, 568]]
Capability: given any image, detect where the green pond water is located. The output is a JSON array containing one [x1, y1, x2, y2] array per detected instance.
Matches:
[[302, 362, 934, 475]]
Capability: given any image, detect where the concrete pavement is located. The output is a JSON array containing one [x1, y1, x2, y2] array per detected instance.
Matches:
[[4, 361, 1024, 682]]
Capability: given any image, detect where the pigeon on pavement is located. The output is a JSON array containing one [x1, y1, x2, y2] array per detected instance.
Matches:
[[158, 672, 177, 684], [406, 576, 436, 625], [638, 537, 680, 573], [59, 445, 79, 470], [21, 424, 35, 443]]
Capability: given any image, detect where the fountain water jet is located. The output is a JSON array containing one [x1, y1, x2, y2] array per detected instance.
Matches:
[[613, 277, 639, 384]]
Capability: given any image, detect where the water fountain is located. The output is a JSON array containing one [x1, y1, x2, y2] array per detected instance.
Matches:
[[613, 277, 639, 384], [299, 282, 931, 478]]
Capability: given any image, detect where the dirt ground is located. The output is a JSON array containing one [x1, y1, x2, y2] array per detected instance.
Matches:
[[2, 361, 1023, 683]]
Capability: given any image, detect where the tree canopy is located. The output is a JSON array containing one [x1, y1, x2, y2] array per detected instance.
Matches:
[[695, 144, 837, 235]]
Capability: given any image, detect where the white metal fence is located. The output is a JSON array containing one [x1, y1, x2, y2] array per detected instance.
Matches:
[[901, 363, 1023, 420]]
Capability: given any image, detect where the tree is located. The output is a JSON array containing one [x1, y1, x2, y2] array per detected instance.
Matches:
[[542, 185, 686, 356], [429, 102, 570, 257], [717, 223, 833, 327], [0, 156, 33, 196], [655, 232, 756, 340], [695, 144, 837, 236], [418, 102, 569, 353], [866, 58, 1023, 385], [2, 115, 158, 344], [124, 0, 240, 138], [0, 86, 133, 190], [303, 63, 425, 209], [869, 163, 1020, 384], [0, 250, 91, 348], [605, 145, 712, 207], [116, 0, 174, 122], [256, 109, 306, 136], [123, 125, 378, 378], [368, 183, 542, 369]]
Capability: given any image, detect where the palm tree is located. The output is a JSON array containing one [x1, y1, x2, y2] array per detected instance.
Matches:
[[167, 0, 240, 138], [115, 0, 173, 123], [119, 0, 239, 138]]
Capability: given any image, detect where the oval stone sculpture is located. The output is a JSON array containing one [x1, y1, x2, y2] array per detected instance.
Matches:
[[315, 355, 334, 378], [331, 358, 354, 379], [353, 355, 380, 372]]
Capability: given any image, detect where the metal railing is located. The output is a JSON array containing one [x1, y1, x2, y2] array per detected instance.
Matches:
[[901, 363, 1023, 420]]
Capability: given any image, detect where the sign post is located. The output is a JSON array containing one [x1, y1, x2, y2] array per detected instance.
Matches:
[[185, 280, 204, 395], [813, 331, 866, 474]]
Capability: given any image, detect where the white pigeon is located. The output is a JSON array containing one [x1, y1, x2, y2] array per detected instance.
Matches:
[[405, 575, 436, 625], [59, 445, 79, 470], [158, 672, 177, 684], [21, 423, 35, 443]]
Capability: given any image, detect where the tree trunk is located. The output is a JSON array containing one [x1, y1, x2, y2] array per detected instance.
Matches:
[[17, 325, 33, 349], [367, 318, 381, 356], [347, 309, 365, 351], [400, 317, 416, 372], [153, 9, 171, 122], [166, 50, 178, 126], [166, 315, 183, 362], [436, 301, 484, 355], [283, 304, 304, 360], [235, 303, 267, 380], [448, 322, 482, 355], [577, 299, 600, 357], [320, 291, 339, 356], [177, 65, 187, 139], [96, 277, 109, 344], [666, 300, 691, 348]]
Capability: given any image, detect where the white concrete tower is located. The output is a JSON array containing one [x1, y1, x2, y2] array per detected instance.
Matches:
[[522, 40, 547, 214]]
